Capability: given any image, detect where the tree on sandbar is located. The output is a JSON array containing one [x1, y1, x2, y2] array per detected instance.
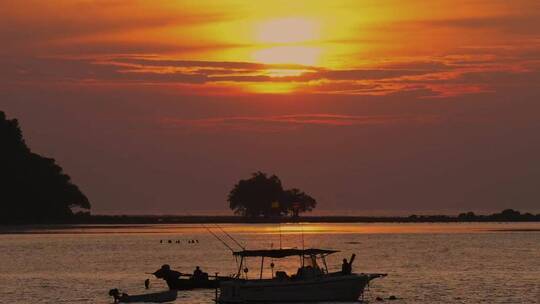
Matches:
[[228, 171, 317, 218]]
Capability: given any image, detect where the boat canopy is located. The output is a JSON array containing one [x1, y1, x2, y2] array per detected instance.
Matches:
[[233, 248, 339, 258]]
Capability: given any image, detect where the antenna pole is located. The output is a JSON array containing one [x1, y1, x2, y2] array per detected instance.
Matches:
[[279, 222, 282, 249], [301, 222, 305, 251], [300, 222, 305, 267]]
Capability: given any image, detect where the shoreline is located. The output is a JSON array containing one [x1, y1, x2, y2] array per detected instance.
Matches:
[[2, 214, 539, 226]]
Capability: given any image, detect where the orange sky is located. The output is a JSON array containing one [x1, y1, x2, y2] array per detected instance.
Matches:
[[1, 1, 540, 214], [3, 0, 539, 95]]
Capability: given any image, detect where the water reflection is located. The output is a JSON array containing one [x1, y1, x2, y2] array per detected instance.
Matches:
[[3, 222, 540, 235], [0, 223, 539, 303]]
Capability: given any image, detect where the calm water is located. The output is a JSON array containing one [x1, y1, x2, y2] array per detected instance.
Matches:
[[1, 223, 539, 303]]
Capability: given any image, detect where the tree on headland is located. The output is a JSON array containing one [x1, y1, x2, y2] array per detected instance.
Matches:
[[0, 111, 90, 224], [227, 171, 317, 218]]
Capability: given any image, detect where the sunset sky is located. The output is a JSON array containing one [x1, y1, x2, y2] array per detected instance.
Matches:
[[1, 0, 539, 214]]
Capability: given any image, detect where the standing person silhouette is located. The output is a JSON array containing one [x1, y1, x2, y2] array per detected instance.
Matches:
[[341, 254, 355, 274], [144, 278, 150, 289], [341, 259, 351, 274]]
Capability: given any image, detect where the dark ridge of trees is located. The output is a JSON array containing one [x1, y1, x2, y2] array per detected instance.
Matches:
[[228, 171, 317, 218], [10, 208, 537, 226], [0, 111, 90, 224], [456, 209, 538, 222]]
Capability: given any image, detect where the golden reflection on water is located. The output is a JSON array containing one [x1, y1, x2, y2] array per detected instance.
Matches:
[[4, 222, 540, 235], [1, 222, 539, 303]]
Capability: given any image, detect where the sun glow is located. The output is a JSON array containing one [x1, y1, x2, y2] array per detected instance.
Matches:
[[251, 17, 322, 66], [244, 17, 323, 92], [264, 69, 311, 77], [255, 18, 319, 44], [246, 82, 299, 94], [252, 46, 321, 65]]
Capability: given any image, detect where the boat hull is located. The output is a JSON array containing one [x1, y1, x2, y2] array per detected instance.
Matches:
[[165, 277, 225, 290], [118, 290, 177, 303], [218, 274, 372, 303]]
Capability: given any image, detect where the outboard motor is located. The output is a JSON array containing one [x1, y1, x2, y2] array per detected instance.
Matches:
[[153, 264, 182, 289]]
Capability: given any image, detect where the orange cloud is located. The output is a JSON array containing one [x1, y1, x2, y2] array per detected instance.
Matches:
[[1, 0, 539, 97], [159, 114, 441, 133]]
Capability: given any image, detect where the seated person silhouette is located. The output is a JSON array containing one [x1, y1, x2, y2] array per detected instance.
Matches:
[[193, 266, 207, 280], [275, 271, 289, 280]]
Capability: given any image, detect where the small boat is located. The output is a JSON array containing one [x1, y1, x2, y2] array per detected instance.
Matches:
[[109, 288, 177, 303], [218, 248, 386, 303], [152, 264, 231, 290]]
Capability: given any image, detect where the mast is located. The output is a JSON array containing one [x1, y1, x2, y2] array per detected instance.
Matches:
[[259, 257, 265, 279]]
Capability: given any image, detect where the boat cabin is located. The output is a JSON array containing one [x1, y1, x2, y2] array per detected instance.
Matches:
[[232, 248, 339, 280]]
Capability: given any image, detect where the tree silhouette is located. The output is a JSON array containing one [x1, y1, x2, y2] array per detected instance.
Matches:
[[280, 188, 317, 218], [228, 172, 284, 217], [228, 172, 317, 217], [491, 209, 522, 221], [0, 111, 90, 224]]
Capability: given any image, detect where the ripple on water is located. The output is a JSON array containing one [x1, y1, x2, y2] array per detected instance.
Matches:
[[0, 223, 539, 303]]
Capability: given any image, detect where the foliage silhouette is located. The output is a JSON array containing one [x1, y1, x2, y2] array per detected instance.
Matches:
[[228, 171, 317, 217], [280, 188, 317, 218], [0, 111, 90, 224]]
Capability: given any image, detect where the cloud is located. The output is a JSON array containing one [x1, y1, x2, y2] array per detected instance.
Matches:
[[109, 57, 312, 70], [159, 114, 441, 132], [414, 15, 540, 35], [0, 0, 233, 56], [0, 57, 208, 84], [372, 12, 540, 37], [2, 50, 538, 97]]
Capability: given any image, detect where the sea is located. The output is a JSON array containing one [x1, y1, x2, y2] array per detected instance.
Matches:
[[0, 222, 539, 303]]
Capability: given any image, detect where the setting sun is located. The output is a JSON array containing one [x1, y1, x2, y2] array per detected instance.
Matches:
[[251, 46, 321, 65], [255, 18, 320, 44], [251, 18, 322, 66]]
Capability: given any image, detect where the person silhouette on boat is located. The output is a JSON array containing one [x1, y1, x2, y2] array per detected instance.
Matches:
[[193, 266, 208, 280], [341, 254, 356, 275], [193, 266, 202, 277], [153, 264, 182, 287], [341, 259, 351, 274], [145, 278, 150, 289], [109, 288, 129, 303]]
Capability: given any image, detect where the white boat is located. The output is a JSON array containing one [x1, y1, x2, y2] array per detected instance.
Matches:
[[218, 248, 386, 303], [109, 288, 178, 303]]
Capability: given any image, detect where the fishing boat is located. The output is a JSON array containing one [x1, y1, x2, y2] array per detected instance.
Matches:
[[152, 264, 231, 290], [109, 288, 177, 303], [218, 248, 386, 303]]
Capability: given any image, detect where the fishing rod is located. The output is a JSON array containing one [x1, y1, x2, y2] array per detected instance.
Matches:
[[201, 223, 236, 252], [213, 223, 245, 250], [181, 211, 246, 253], [181, 211, 236, 252], [184, 211, 246, 252]]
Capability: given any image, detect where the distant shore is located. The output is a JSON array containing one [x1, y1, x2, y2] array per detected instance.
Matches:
[[10, 214, 540, 225], [77, 214, 540, 224]]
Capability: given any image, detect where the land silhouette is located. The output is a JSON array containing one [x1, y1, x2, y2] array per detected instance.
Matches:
[[228, 171, 317, 218], [0, 111, 90, 224], [1, 112, 539, 226], [52, 208, 540, 225]]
